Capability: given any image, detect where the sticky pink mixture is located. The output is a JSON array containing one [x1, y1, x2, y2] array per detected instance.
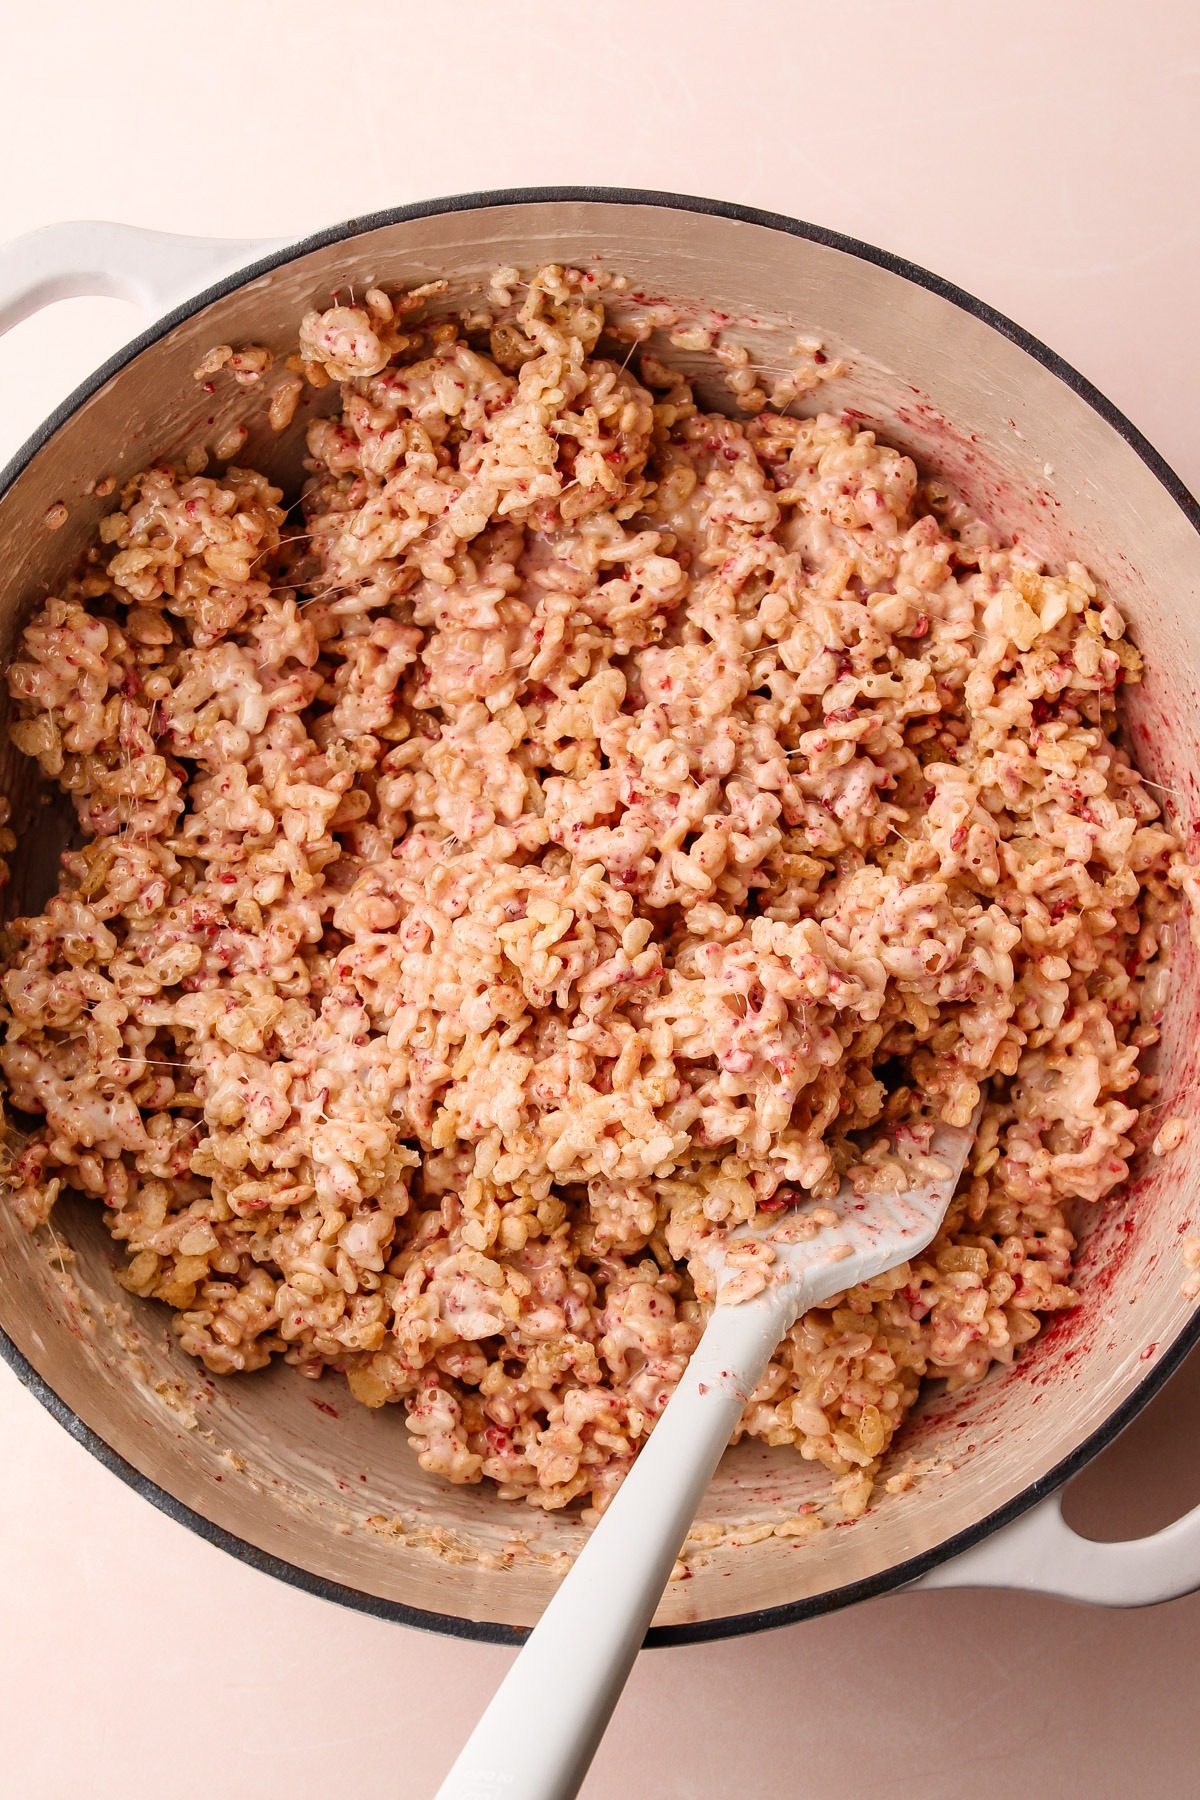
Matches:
[[2, 263, 1195, 1520]]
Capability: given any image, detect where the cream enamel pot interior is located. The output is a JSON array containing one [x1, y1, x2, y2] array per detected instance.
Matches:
[[1, 190, 1200, 1644]]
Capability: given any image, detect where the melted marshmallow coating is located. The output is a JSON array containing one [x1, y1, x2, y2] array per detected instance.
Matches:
[[2, 265, 1193, 1520]]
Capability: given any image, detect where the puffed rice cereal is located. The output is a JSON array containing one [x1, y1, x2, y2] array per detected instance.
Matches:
[[1, 263, 1195, 1521]]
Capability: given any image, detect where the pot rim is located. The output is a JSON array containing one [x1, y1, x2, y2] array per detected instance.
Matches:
[[2, 183, 1199, 1648]]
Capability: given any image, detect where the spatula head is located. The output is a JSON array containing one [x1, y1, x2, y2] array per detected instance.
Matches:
[[708, 1105, 983, 1317]]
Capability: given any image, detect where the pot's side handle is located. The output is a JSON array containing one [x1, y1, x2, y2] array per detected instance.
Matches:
[[0, 221, 290, 335], [917, 1487, 1200, 1606]]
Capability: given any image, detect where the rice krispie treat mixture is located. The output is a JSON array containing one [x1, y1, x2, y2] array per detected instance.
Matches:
[[1, 265, 1193, 1520]]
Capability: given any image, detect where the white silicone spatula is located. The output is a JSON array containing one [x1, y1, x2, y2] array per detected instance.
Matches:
[[436, 1107, 981, 1800]]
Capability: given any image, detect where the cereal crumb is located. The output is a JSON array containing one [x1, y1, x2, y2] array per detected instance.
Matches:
[[1183, 1238, 1200, 1299], [268, 373, 305, 433], [1152, 1116, 1187, 1156], [407, 279, 449, 302], [489, 265, 521, 305], [193, 344, 233, 380], [773, 1514, 825, 1538], [42, 501, 68, 531], [685, 1522, 724, 1548], [228, 345, 273, 385], [725, 1522, 775, 1548], [212, 423, 248, 462], [668, 324, 714, 353], [717, 1267, 769, 1305]]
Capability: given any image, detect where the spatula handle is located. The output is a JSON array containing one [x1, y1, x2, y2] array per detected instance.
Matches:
[[434, 1293, 791, 1800]]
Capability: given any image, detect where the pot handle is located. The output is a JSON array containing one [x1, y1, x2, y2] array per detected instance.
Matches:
[[0, 220, 289, 335], [917, 1486, 1200, 1605]]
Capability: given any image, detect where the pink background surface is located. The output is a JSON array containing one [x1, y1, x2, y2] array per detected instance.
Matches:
[[2, 4, 1199, 1794]]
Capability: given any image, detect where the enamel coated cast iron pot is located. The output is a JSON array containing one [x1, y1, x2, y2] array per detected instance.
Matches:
[[1, 189, 1199, 1643]]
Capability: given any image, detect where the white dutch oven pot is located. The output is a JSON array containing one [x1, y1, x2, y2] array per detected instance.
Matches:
[[1, 191, 1198, 1642]]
